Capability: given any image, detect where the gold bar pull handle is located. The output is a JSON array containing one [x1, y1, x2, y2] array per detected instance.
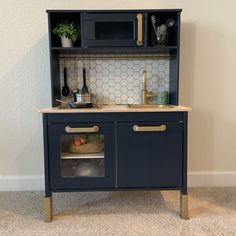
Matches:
[[133, 125, 167, 132], [65, 125, 99, 133], [137, 13, 143, 46]]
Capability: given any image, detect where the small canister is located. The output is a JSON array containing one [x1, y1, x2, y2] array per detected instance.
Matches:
[[156, 91, 169, 105]]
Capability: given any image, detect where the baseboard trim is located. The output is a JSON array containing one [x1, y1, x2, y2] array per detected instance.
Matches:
[[188, 171, 236, 187], [0, 172, 236, 191], [0, 175, 44, 191]]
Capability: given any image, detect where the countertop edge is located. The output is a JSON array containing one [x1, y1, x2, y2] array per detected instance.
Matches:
[[38, 105, 192, 113]]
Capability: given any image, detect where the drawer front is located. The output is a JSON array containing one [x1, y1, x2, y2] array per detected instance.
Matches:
[[48, 122, 114, 136], [117, 121, 183, 188]]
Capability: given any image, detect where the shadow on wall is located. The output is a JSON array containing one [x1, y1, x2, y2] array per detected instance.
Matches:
[[180, 22, 196, 106], [180, 22, 229, 171], [0, 35, 51, 176]]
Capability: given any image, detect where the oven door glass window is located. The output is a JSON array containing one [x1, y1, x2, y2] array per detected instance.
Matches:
[[60, 134, 104, 178], [95, 21, 134, 40]]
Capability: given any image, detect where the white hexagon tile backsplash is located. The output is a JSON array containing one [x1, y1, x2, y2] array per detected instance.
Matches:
[[59, 55, 169, 105]]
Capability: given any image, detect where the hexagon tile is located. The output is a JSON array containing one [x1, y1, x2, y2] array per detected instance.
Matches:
[[59, 56, 169, 105]]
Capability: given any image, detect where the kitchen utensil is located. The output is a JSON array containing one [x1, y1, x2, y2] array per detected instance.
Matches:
[[151, 24, 168, 46], [56, 99, 67, 105], [74, 161, 100, 177], [62, 68, 70, 97], [151, 15, 167, 45], [82, 65, 89, 94], [151, 15, 158, 36], [159, 24, 167, 34], [166, 18, 175, 27]]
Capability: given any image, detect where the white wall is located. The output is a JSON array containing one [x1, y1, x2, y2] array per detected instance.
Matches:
[[1, 0, 236, 190]]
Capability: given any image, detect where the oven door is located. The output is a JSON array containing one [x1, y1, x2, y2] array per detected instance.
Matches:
[[48, 122, 115, 190], [83, 12, 144, 47]]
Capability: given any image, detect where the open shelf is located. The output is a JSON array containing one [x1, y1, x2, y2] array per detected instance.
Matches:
[[49, 12, 81, 47], [147, 12, 179, 47]]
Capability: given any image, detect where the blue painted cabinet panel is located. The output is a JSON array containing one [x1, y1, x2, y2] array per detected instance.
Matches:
[[117, 121, 183, 188]]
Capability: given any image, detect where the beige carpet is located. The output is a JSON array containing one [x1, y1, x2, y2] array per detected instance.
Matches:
[[0, 188, 236, 236]]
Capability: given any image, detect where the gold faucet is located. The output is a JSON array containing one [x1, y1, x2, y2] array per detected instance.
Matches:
[[141, 70, 154, 104]]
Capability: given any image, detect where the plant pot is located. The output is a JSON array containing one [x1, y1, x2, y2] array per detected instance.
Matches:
[[61, 36, 73, 47]]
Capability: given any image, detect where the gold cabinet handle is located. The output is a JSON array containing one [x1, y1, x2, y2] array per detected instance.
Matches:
[[137, 13, 143, 46], [133, 125, 166, 132], [65, 125, 99, 133]]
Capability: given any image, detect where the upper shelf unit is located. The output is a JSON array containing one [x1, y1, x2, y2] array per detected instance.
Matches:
[[47, 9, 182, 54]]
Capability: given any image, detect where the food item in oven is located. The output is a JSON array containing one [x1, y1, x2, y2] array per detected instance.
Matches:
[[87, 134, 104, 142], [74, 135, 87, 146], [73, 134, 104, 146], [69, 141, 104, 154], [70, 134, 104, 153]]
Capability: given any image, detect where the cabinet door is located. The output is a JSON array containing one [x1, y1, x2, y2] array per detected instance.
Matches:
[[48, 122, 115, 190], [117, 121, 183, 188]]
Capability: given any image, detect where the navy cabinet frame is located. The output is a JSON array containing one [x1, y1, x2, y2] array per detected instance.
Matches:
[[42, 112, 189, 221], [42, 8, 189, 222]]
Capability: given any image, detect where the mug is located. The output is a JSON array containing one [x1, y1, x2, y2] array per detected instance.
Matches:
[[157, 91, 169, 105]]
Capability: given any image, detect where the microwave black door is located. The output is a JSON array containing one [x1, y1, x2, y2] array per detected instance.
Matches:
[[83, 12, 144, 47]]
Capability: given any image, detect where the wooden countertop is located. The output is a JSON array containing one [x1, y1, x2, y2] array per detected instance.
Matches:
[[39, 105, 192, 113]]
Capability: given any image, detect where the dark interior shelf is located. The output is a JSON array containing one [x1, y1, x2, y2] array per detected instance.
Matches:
[[147, 12, 179, 47], [49, 12, 81, 47], [51, 46, 178, 55]]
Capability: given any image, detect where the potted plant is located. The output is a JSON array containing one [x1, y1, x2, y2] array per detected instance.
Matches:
[[53, 21, 79, 47]]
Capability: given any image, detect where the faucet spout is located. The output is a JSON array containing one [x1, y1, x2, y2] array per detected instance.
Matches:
[[142, 70, 147, 91]]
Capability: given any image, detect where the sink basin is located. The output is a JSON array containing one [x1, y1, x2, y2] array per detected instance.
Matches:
[[127, 104, 175, 109]]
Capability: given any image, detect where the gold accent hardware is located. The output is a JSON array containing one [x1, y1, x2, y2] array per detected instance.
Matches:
[[142, 70, 147, 91], [44, 196, 53, 222], [65, 125, 99, 133], [141, 91, 154, 104], [180, 193, 189, 220], [133, 125, 166, 132], [141, 70, 155, 104], [137, 14, 143, 46]]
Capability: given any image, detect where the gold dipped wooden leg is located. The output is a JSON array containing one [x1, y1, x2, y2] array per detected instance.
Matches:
[[44, 196, 53, 222], [180, 193, 189, 220]]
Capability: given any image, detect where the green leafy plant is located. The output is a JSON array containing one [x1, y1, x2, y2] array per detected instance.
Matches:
[[53, 21, 79, 42]]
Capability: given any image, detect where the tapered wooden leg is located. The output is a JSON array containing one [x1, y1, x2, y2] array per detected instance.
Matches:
[[44, 196, 53, 222], [180, 193, 189, 220]]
